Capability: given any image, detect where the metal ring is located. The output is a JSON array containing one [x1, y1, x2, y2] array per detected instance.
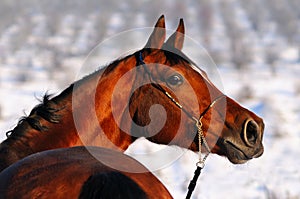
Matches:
[[196, 161, 205, 169]]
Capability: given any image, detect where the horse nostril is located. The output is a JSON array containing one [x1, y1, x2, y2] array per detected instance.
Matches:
[[243, 119, 259, 146]]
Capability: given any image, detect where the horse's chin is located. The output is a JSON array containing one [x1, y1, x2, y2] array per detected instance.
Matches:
[[215, 138, 263, 164], [226, 155, 249, 164], [189, 139, 261, 164]]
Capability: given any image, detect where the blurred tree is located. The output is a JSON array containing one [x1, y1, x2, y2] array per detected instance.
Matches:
[[219, 1, 253, 72], [0, 105, 2, 120], [240, 0, 269, 35], [231, 35, 253, 71], [265, 43, 279, 76], [265, 0, 298, 43], [237, 85, 253, 102], [295, 81, 300, 96], [198, 0, 213, 49]]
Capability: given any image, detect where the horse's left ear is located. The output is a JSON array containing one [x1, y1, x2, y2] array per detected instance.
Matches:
[[165, 18, 185, 50], [145, 15, 166, 49]]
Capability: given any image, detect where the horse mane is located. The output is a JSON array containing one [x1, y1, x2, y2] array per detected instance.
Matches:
[[162, 45, 193, 66], [3, 53, 123, 139], [79, 171, 148, 199], [5, 93, 63, 138]]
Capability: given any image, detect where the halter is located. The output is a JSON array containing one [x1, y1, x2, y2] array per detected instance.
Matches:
[[136, 51, 225, 199]]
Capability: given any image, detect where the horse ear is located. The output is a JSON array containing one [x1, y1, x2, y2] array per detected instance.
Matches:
[[145, 15, 166, 49], [165, 18, 185, 50]]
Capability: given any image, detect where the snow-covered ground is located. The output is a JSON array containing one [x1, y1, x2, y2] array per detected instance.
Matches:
[[0, 0, 299, 198]]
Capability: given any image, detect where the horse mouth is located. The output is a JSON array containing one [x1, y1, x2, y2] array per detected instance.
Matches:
[[216, 138, 264, 164]]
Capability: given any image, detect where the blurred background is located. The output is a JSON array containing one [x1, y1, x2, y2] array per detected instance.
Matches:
[[0, 0, 299, 198]]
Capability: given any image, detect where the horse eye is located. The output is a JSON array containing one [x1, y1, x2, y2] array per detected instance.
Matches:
[[167, 74, 183, 86]]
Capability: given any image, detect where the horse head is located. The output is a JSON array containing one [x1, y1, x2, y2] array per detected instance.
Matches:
[[111, 15, 264, 164], [0, 16, 264, 172]]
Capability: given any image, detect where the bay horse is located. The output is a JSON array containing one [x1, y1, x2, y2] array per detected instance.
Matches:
[[0, 146, 172, 199], [0, 15, 264, 172]]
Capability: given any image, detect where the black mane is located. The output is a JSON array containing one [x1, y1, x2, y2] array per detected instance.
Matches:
[[162, 44, 194, 66], [5, 94, 62, 138]]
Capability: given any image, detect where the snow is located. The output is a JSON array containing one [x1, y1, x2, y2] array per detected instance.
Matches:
[[0, 0, 300, 198]]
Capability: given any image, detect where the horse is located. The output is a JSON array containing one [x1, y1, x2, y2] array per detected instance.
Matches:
[[0, 146, 172, 199], [0, 15, 264, 172]]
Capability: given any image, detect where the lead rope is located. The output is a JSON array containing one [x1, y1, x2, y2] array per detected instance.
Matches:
[[185, 116, 211, 199]]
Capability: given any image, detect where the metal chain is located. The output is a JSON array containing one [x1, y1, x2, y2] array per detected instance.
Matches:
[[186, 116, 211, 199], [192, 116, 211, 168]]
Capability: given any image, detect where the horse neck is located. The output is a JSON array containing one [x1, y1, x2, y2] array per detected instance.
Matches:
[[75, 55, 139, 150], [0, 54, 140, 172], [0, 54, 141, 170]]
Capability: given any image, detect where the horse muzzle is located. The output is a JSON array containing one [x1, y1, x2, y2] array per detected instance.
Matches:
[[216, 117, 265, 164]]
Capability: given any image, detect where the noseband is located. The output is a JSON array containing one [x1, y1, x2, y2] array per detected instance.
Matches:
[[136, 51, 225, 199]]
